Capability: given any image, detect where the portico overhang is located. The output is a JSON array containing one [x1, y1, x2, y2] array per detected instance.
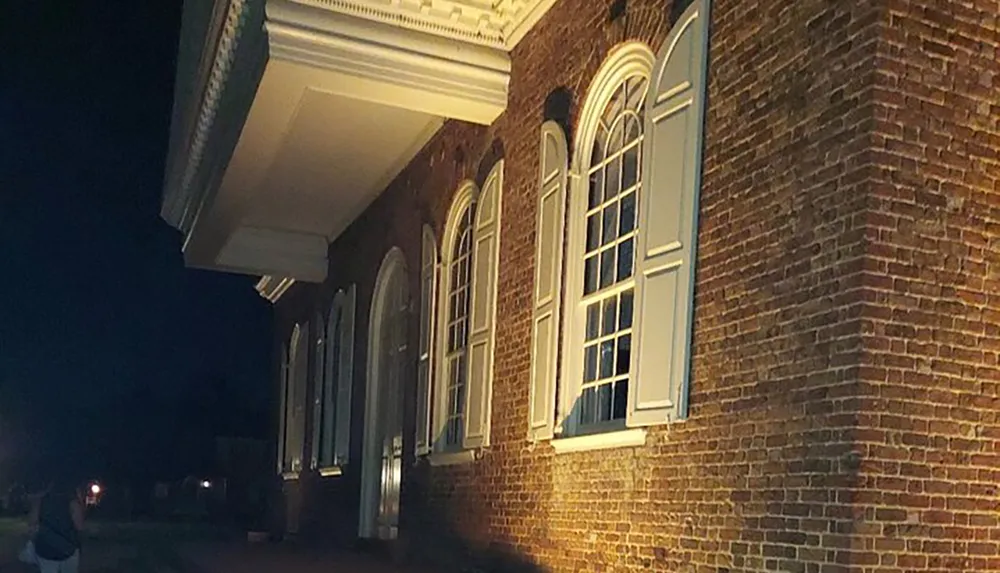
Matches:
[[162, 0, 556, 293]]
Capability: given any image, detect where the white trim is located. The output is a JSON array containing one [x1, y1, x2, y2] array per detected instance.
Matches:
[[550, 429, 647, 454], [282, 472, 300, 481], [569, 43, 655, 180], [428, 450, 476, 467], [257, 276, 296, 303], [318, 466, 343, 477], [433, 181, 479, 453], [559, 43, 654, 437]]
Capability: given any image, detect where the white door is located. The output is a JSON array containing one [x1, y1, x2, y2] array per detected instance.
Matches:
[[361, 249, 408, 540]]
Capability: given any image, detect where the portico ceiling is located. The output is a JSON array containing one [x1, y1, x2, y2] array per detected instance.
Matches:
[[162, 0, 556, 288]]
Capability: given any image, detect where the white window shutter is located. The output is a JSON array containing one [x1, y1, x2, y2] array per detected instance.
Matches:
[[529, 123, 567, 441], [277, 345, 289, 474], [629, 0, 710, 427], [334, 286, 356, 466], [290, 323, 309, 472], [417, 226, 438, 456], [310, 318, 325, 470], [464, 161, 503, 450], [319, 301, 337, 468]]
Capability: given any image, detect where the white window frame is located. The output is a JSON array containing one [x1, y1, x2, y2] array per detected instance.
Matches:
[[554, 0, 711, 452], [432, 181, 478, 461], [557, 44, 655, 449]]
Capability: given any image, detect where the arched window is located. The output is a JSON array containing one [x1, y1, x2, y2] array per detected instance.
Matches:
[[538, 0, 711, 446], [443, 200, 475, 447], [312, 287, 356, 474], [432, 162, 504, 461], [562, 45, 653, 436]]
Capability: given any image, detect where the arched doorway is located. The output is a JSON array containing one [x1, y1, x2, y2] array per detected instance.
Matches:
[[359, 247, 409, 540]]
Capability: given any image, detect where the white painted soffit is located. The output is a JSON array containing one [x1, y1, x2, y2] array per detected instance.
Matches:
[[256, 275, 296, 303], [161, 0, 519, 235], [160, 0, 557, 282]]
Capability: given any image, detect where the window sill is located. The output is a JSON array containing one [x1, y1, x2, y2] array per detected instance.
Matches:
[[551, 428, 647, 454], [281, 472, 300, 481], [428, 450, 476, 467], [318, 466, 343, 477]]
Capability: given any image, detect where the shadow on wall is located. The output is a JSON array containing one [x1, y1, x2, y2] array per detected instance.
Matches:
[[399, 463, 547, 573]]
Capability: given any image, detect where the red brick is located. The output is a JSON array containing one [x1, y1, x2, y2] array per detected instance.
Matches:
[[266, 0, 1000, 570]]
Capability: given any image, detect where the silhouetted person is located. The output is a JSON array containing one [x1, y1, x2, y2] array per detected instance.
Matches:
[[28, 476, 83, 573]]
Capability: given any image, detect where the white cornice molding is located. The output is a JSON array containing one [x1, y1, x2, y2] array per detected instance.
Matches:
[[163, 0, 259, 233], [256, 275, 297, 303], [276, 0, 558, 50], [265, 1, 510, 124]]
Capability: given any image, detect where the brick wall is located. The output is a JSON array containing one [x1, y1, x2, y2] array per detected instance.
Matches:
[[857, 1, 1000, 571], [269, 0, 1000, 571]]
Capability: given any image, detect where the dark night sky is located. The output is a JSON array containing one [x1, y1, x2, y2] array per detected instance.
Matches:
[[0, 2, 273, 484]]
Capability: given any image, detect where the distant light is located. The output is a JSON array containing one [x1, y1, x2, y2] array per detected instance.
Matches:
[[90, 484, 101, 495], [200, 480, 212, 489]]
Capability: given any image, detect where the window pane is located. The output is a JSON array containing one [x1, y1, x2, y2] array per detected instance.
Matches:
[[616, 334, 631, 375], [584, 255, 599, 294], [620, 289, 634, 330], [617, 238, 634, 281], [591, 125, 606, 164], [599, 249, 616, 289], [584, 344, 598, 382], [587, 214, 600, 252], [602, 203, 618, 246], [589, 171, 603, 210], [623, 144, 639, 191], [597, 383, 613, 423], [599, 340, 614, 379], [620, 192, 636, 235], [586, 303, 600, 341], [601, 297, 617, 337], [604, 154, 621, 201], [613, 379, 628, 420], [580, 387, 596, 426]]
